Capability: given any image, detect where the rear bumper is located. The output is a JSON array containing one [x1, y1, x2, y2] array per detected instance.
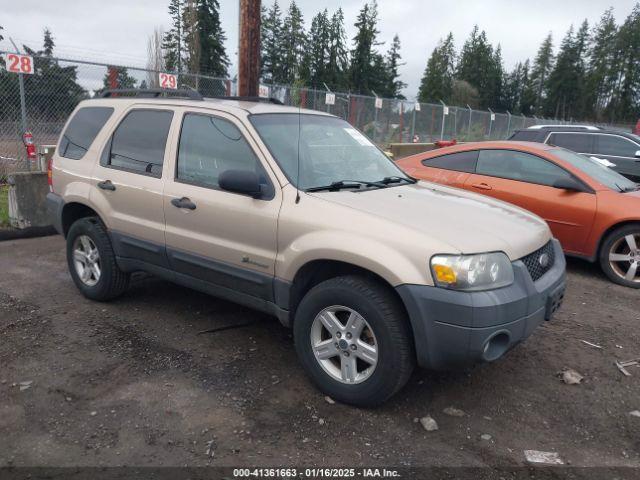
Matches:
[[46, 192, 64, 235], [397, 239, 566, 370]]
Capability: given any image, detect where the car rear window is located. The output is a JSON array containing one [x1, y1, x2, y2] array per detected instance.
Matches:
[[59, 107, 114, 160], [102, 109, 173, 177], [421, 151, 478, 173]]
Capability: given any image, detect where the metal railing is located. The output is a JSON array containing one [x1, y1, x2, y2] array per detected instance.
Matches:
[[0, 52, 633, 177]]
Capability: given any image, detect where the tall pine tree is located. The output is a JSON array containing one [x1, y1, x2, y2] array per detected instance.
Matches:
[[303, 9, 331, 88], [585, 8, 618, 119], [417, 33, 456, 104], [188, 0, 229, 76], [327, 8, 349, 90], [609, 4, 640, 121], [280, 1, 306, 84], [528, 33, 554, 114], [349, 1, 381, 95], [163, 0, 183, 72], [456, 26, 498, 108], [383, 35, 406, 99], [261, 0, 284, 83]]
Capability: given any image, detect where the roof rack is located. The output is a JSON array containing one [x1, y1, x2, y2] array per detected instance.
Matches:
[[98, 88, 204, 100], [527, 124, 600, 131], [209, 95, 284, 105]]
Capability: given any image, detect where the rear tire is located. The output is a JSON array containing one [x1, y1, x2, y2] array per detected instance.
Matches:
[[599, 224, 640, 288], [294, 275, 414, 407], [66, 217, 129, 300]]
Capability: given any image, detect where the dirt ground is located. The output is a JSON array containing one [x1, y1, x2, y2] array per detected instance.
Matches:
[[0, 236, 639, 470]]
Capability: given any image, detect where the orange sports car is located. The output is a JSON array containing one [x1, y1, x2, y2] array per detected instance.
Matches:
[[397, 141, 640, 288]]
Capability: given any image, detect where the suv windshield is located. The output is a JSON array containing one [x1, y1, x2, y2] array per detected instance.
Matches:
[[250, 114, 410, 190], [550, 148, 638, 192]]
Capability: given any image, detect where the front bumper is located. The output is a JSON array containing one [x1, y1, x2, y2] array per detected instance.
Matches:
[[397, 239, 566, 370]]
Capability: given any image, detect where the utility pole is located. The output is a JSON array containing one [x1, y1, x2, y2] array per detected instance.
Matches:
[[238, 0, 261, 97]]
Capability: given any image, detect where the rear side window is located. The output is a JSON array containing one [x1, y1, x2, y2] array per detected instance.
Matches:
[[476, 150, 573, 187], [594, 135, 639, 157], [103, 109, 173, 177], [59, 107, 114, 160], [421, 151, 478, 173], [510, 130, 541, 142], [547, 133, 594, 153], [177, 113, 269, 193]]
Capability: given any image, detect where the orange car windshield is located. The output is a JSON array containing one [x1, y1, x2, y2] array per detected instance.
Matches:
[[551, 148, 638, 192]]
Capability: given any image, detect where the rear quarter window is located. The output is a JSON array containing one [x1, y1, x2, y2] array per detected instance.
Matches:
[[59, 107, 114, 160], [421, 150, 478, 173], [509, 131, 542, 142]]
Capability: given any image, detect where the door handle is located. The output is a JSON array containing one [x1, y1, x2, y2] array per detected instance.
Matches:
[[171, 197, 197, 210], [471, 183, 492, 191], [97, 180, 116, 191]]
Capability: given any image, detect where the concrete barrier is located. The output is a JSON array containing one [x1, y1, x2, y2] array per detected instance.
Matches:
[[8, 172, 51, 229], [388, 143, 437, 160]]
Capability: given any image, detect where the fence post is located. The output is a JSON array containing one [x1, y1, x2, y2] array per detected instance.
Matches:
[[521, 114, 526, 129], [9, 38, 29, 171], [506, 110, 512, 138], [488, 108, 494, 140], [410, 104, 417, 141], [467, 104, 472, 140], [439, 100, 447, 140], [373, 96, 379, 144], [398, 101, 404, 143]]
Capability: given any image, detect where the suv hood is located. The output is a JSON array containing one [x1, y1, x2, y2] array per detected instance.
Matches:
[[309, 181, 551, 260]]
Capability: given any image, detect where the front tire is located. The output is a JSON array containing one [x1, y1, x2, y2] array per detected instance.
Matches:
[[599, 224, 640, 288], [294, 275, 414, 407], [66, 217, 129, 300]]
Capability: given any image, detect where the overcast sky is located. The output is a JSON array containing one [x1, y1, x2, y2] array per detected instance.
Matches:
[[1, 0, 637, 99]]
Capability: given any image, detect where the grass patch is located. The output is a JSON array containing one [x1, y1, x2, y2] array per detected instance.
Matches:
[[0, 185, 9, 227]]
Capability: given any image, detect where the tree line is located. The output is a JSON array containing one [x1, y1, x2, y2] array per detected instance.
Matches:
[[261, 0, 406, 98], [418, 4, 640, 122]]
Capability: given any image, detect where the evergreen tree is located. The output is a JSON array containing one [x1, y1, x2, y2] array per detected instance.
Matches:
[[43, 28, 54, 56], [545, 21, 588, 119], [488, 44, 505, 109], [186, 0, 229, 77], [585, 8, 618, 119], [261, 0, 284, 83], [349, 1, 381, 95], [303, 9, 331, 88], [281, 1, 306, 84], [0, 25, 4, 42], [102, 66, 138, 89], [163, 0, 183, 72], [417, 33, 456, 104], [456, 26, 497, 108], [383, 34, 406, 98], [327, 8, 349, 90], [528, 33, 554, 114], [609, 4, 640, 121], [15, 31, 86, 121], [503, 61, 528, 113]]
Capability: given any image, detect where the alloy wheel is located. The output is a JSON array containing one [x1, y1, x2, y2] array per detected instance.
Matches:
[[310, 305, 378, 384], [72, 235, 102, 287], [608, 233, 640, 284]]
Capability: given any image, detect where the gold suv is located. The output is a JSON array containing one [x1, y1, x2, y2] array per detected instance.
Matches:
[[47, 89, 566, 406]]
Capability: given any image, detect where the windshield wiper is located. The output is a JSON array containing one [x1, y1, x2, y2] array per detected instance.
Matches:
[[305, 180, 385, 192], [379, 176, 417, 185]]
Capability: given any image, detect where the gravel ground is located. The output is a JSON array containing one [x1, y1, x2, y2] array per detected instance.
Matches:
[[0, 236, 639, 469]]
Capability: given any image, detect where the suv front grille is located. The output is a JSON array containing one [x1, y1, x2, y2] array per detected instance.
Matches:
[[521, 241, 555, 282]]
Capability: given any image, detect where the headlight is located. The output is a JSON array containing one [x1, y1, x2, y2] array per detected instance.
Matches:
[[430, 252, 514, 291]]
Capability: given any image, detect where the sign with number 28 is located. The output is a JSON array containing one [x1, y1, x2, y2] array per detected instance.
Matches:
[[4, 54, 34, 75]]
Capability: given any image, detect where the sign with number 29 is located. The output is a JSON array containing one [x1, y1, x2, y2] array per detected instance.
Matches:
[[4, 53, 34, 75], [159, 72, 178, 89]]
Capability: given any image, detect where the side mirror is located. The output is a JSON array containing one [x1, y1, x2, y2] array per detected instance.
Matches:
[[218, 170, 263, 198], [553, 177, 585, 192]]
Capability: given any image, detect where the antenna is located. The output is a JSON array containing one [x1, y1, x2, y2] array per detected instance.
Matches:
[[295, 94, 302, 204]]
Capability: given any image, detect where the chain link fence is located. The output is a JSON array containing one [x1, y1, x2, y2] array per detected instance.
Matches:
[[1, 51, 632, 178]]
